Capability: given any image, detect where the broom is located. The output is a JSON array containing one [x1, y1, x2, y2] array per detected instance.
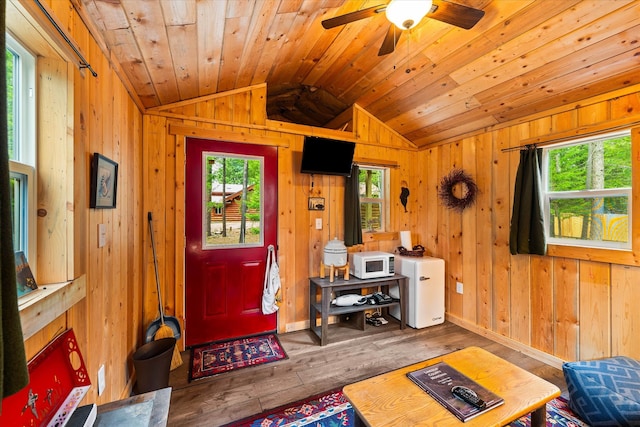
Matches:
[[148, 212, 183, 370], [154, 315, 183, 370]]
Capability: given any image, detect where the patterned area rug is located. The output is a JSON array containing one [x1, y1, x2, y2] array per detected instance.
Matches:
[[510, 396, 588, 427], [189, 333, 287, 381], [223, 389, 354, 427], [225, 391, 585, 427]]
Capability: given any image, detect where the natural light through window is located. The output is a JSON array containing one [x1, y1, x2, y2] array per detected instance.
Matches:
[[6, 33, 36, 259], [359, 166, 387, 232], [202, 153, 264, 249], [542, 130, 632, 250]]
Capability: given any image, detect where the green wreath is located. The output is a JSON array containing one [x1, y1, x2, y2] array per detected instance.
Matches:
[[438, 169, 478, 212]]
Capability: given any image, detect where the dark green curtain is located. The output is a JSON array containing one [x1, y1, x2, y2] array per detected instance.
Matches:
[[344, 164, 362, 247], [0, 7, 30, 406], [509, 146, 546, 255]]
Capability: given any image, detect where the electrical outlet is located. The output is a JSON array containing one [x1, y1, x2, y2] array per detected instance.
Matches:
[[456, 281, 464, 294], [98, 364, 106, 396]]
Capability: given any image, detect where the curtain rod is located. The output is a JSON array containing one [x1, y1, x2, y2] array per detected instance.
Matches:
[[34, 0, 98, 77], [501, 144, 537, 153]]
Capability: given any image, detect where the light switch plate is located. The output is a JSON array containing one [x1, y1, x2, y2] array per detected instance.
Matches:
[[98, 364, 106, 396], [98, 224, 106, 248], [315, 218, 322, 230]]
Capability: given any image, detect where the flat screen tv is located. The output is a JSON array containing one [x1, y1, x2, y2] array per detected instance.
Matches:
[[300, 136, 356, 177]]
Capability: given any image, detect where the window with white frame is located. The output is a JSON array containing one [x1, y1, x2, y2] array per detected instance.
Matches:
[[542, 130, 632, 250], [359, 166, 388, 232], [6, 33, 37, 260]]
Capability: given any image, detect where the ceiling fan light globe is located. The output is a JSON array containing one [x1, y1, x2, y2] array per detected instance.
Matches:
[[385, 0, 433, 30]]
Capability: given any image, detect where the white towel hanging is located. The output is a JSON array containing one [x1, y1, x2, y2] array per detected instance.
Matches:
[[262, 245, 281, 315]]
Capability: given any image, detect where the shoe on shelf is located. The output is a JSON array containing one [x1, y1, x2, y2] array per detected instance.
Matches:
[[372, 292, 393, 304], [365, 313, 382, 326], [371, 312, 388, 325]]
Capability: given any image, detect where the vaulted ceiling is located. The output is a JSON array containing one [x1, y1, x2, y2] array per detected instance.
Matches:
[[78, 0, 640, 148]]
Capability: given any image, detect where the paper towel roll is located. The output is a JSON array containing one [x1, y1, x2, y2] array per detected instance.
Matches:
[[400, 230, 412, 249]]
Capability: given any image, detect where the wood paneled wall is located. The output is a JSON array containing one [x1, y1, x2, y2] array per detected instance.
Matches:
[[146, 83, 640, 369], [424, 88, 640, 363], [15, 0, 144, 405], [143, 89, 422, 334]]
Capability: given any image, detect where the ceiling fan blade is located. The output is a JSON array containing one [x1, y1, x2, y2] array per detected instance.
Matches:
[[378, 25, 401, 56], [429, 0, 485, 30], [322, 5, 387, 29]]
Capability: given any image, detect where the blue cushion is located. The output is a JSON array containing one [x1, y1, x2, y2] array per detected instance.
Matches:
[[563, 356, 640, 426]]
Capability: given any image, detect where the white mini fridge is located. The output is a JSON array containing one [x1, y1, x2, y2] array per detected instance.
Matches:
[[389, 256, 445, 329]]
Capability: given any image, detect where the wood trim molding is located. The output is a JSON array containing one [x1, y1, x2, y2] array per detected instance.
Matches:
[[446, 314, 566, 370], [355, 157, 399, 168], [155, 111, 271, 131], [168, 123, 288, 147], [266, 119, 358, 141]]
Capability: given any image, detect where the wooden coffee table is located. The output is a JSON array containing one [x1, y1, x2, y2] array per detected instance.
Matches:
[[343, 346, 560, 426]]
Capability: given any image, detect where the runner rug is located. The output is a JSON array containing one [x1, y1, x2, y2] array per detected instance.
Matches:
[[224, 391, 585, 427], [189, 333, 287, 381]]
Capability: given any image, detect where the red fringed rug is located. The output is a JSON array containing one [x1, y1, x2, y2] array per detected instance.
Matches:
[[189, 333, 287, 381], [223, 388, 354, 427]]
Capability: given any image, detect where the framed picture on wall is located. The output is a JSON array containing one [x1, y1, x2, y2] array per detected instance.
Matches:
[[90, 153, 118, 208]]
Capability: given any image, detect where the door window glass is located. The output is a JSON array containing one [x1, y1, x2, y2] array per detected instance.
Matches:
[[202, 153, 263, 248]]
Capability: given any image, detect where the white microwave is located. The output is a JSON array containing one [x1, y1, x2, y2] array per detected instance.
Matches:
[[349, 251, 395, 279]]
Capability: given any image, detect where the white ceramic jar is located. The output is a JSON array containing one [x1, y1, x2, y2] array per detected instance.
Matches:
[[323, 237, 347, 267]]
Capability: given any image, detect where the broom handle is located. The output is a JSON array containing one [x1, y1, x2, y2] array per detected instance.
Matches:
[[148, 212, 165, 324]]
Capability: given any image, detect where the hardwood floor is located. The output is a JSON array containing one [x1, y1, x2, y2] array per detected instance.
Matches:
[[167, 321, 568, 426]]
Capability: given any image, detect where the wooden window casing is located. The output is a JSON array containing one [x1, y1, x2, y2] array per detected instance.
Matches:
[[546, 126, 640, 266]]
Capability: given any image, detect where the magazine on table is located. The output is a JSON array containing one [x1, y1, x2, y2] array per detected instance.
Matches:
[[407, 361, 504, 422]]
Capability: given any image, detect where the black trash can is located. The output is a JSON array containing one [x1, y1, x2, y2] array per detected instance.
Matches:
[[132, 337, 176, 394]]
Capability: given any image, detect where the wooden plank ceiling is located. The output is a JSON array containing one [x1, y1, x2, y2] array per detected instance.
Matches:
[[77, 0, 640, 148]]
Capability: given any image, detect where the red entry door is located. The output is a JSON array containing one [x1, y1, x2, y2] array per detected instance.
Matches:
[[185, 138, 278, 346]]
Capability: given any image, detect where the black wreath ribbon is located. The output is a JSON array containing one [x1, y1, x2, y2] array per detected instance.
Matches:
[[438, 169, 478, 212]]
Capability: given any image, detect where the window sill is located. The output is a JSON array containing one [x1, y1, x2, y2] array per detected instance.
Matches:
[[18, 275, 86, 340]]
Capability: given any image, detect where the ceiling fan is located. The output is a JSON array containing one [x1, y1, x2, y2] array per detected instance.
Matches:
[[322, 0, 485, 56]]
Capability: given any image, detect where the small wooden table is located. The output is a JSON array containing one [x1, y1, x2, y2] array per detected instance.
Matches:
[[343, 347, 560, 427]]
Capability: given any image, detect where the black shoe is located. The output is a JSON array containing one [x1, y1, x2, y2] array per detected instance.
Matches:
[[373, 292, 393, 304], [365, 314, 382, 326], [371, 313, 389, 325]]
